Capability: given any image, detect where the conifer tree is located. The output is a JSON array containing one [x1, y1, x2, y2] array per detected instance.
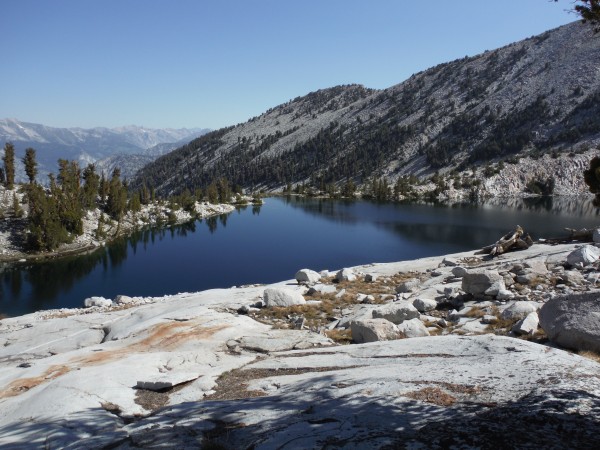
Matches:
[[12, 192, 23, 218], [23, 147, 38, 184], [2, 142, 15, 189], [82, 164, 100, 209], [206, 182, 218, 204], [26, 183, 69, 251], [106, 168, 127, 220], [56, 159, 84, 235], [129, 191, 141, 213]]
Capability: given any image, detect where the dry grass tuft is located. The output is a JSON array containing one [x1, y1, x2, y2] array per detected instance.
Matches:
[[464, 307, 486, 319], [578, 350, 600, 363], [324, 328, 352, 344], [405, 386, 456, 406]]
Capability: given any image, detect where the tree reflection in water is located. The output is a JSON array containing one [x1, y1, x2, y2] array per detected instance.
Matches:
[[0, 220, 207, 316]]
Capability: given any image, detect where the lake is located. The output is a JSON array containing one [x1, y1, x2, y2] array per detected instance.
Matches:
[[1, 196, 599, 317]]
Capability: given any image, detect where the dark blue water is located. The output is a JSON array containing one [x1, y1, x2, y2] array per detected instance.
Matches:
[[1, 196, 599, 317]]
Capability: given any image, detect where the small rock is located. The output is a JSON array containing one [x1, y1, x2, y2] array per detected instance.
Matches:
[[358, 294, 376, 304], [335, 289, 346, 299], [451, 266, 468, 278], [396, 278, 421, 293], [364, 273, 378, 282], [412, 297, 437, 313], [237, 305, 251, 315], [496, 289, 515, 301], [512, 312, 539, 335], [462, 269, 503, 295], [293, 317, 306, 330], [306, 284, 337, 295], [350, 319, 400, 344], [484, 280, 506, 297], [251, 299, 265, 308], [441, 257, 460, 267], [481, 314, 498, 324], [443, 286, 461, 299], [372, 301, 420, 324], [501, 301, 538, 321], [114, 295, 134, 305], [397, 318, 430, 338], [562, 270, 585, 286], [84, 297, 112, 308], [295, 269, 321, 284], [335, 268, 356, 282], [585, 272, 600, 284]]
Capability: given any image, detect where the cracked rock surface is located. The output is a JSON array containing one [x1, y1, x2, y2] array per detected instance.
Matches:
[[0, 244, 599, 448]]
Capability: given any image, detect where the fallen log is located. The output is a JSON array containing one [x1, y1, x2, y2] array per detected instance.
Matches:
[[543, 227, 594, 244], [564, 227, 593, 241], [479, 225, 533, 256]]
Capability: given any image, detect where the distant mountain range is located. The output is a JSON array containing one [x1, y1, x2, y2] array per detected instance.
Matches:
[[0, 119, 209, 182], [131, 21, 600, 196]]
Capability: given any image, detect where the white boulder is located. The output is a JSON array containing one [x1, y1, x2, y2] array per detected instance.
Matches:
[[396, 278, 421, 293], [484, 279, 506, 297], [512, 311, 539, 335], [501, 301, 539, 321], [263, 287, 306, 307], [295, 269, 321, 284], [114, 295, 135, 305], [566, 245, 600, 267], [350, 319, 399, 343], [462, 269, 503, 295], [83, 297, 113, 308], [397, 318, 430, 338], [539, 291, 600, 352], [412, 297, 437, 313], [372, 301, 420, 324], [335, 268, 356, 282]]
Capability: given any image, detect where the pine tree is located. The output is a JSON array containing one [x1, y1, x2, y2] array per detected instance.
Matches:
[[12, 192, 23, 218], [106, 168, 127, 220], [56, 159, 84, 235], [129, 191, 141, 213], [23, 147, 38, 184], [26, 183, 69, 251], [2, 142, 15, 189], [206, 182, 218, 204], [82, 164, 100, 209]]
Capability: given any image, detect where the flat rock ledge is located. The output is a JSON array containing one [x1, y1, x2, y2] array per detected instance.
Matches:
[[0, 243, 599, 449]]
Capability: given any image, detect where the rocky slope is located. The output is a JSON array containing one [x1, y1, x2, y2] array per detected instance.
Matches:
[[1, 242, 599, 448], [0, 119, 209, 183], [133, 21, 600, 197]]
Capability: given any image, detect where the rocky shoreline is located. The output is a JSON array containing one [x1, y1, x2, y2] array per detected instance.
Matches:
[[0, 185, 236, 264], [1, 239, 599, 448]]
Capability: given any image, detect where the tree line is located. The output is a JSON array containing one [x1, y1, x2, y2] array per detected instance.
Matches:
[[2, 142, 129, 251]]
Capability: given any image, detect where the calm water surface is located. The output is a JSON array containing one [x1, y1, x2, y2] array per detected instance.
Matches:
[[1, 196, 598, 317]]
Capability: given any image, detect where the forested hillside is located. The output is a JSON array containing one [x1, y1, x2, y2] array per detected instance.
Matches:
[[133, 22, 600, 196]]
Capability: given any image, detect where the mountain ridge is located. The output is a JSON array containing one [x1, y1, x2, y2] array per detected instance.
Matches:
[[0, 119, 210, 182], [132, 21, 600, 197]]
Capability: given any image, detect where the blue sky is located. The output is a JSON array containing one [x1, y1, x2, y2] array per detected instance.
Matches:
[[1, 0, 577, 130]]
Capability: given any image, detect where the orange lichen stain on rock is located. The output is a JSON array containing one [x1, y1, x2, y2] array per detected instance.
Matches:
[[0, 321, 229, 400], [0, 365, 71, 399], [135, 321, 229, 351], [76, 321, 230, 366]]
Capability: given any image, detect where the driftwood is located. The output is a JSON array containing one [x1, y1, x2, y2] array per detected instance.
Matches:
[[564, 228, 593, 241], [542, 227, 594, 244], [480, 225, 534, 256]]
